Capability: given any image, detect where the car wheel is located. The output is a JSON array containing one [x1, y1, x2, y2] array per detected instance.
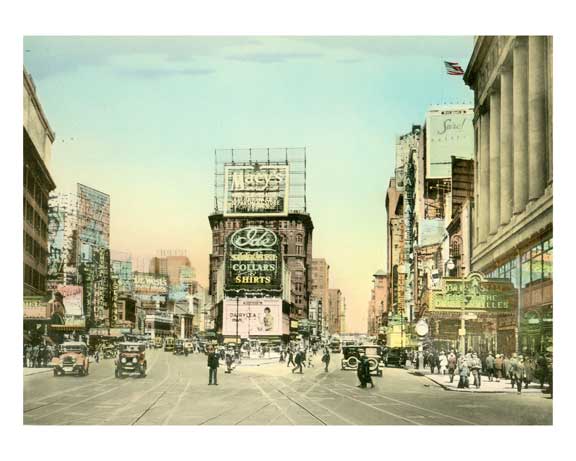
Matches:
[[347, 356, 359, 369], [367, 358, 378, 371]]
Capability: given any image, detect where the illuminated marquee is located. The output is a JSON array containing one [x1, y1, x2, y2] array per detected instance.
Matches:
[[225, 226, 281, 293], [223, 164, 289, 216]]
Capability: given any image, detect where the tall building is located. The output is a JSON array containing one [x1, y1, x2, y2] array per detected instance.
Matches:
[[23, 69, 56, 297], [47, 192, 78, 287], [385, 178, 405, 316], [208, 148, 312, 342], [464, 36, 553, 355], [367, 270, 388, 336], [327, 288, 342, 334], [311, 258, 330, 333]]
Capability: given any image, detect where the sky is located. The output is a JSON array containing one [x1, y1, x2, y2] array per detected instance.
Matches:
[[23, 36, 474, 333]]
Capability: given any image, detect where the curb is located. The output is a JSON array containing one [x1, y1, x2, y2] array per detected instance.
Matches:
[[413, 371, 545, 394], [23, 367, 53, 377]]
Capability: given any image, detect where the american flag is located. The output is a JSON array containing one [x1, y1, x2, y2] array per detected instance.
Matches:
[[444, 61, 464, 76]]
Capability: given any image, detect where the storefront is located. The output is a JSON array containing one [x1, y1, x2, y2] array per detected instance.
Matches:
[[419, 272, 517, 355], [485, 235, 553, 355]]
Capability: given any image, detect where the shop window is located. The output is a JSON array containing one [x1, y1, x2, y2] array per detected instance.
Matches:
[[531, 244, 543, 284], [543, 244, 553, 281], [521, 251, 531, 288]]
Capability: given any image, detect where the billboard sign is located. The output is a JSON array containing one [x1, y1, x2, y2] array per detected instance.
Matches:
[[223, 164, 289, 216], [426, 107, 473, 178], [225, 226, 282, 294], [56, 285, 83, 317], [222, 297, 282, 336]]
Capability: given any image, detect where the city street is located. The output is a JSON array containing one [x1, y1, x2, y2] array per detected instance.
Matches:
[[24, 350, 552, 425]]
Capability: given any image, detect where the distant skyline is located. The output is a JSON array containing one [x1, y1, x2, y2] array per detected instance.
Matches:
[[24, 36, 474, 333]]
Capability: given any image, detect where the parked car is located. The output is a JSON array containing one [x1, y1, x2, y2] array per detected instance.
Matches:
[[341, 345, 383, 376], [115, 342, 147, 378], [102, 343, 117, 359], [52, 342, 90, 377], [154, 337, 163, 349]]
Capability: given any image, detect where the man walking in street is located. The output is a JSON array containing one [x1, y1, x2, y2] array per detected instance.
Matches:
[[511, 355, 525, 393], [321, 346, 331, 372], [292, 349, 303, 374], [447, 350, 457, 383], [362, 355, 375, 388], [485, 352, 495, 382], [287, 348, 295, 367], [207, 346, 220, 385], [458, 355, 470, 389], [509, 353, 518, 389], [357, 355, 367, 388], [503, 354, 511, 380]]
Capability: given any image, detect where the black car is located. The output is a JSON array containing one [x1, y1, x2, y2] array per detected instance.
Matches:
[[383, 347, 407, 368], [341, 345, 383, 376]]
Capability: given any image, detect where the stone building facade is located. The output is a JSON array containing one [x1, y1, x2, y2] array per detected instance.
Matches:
[[464, 36, 553, 355], [24, 69, 56, 297]]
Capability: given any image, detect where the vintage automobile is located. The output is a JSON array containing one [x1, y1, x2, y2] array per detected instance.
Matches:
[[173, 339, 184, 355], [102, 343, 117, 359], [52, 342, 90, 377], [164, 337, 175, 352], [383, 347, 408, 368], [341, 345, 383, 376], [115, 342, 147, 378], [154, 337, 163, 349], [183, 340, 195, 356]]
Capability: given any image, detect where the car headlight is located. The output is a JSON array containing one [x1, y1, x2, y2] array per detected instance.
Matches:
[[121, 357, 127, 363], [132, 357, 137, 363]]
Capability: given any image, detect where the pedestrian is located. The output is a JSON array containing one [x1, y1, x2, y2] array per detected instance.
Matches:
[[321, 347, 331, 372], [292, 350, 303, 374], [361, 355, 375, 388], [524, 355, 536, 389], [357, 355, 367, 388], [279, 348, 285, 362], [494, 354, 504, 382], [207, 346, 219, 385], [503, 354, 511, 380], [307, 349, 313, 368], [535, 353, 549, 389], [485, 352, 495, 382], [447, 350, 457, 383], [25, 345, 32, 368], [509, 353, 518, 388], [511, 355, 525, 393], [31, 345, 39, 368], [470, 352, 482, 388], [438, 351, 448, 375], [301, 348, 307, 367], [287, 348, 295, 367], [458, 355, 470, 389], [430, 351, 439, 374], [225, 351, 234, 374]]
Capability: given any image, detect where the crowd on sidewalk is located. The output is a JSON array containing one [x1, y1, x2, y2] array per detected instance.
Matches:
[[418, 349, 553, 395], [23, 343, 56, 368]]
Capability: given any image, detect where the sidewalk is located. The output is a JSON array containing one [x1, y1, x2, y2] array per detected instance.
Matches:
[[235, 354, 281, 367], [23, 366, 53, 377], [411, 369, 551, 394]]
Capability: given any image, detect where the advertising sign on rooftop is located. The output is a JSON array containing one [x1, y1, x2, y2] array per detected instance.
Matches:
[[426, 106, 473, 179], [225, 226, 282, 294], [223, 164, 289, 216]]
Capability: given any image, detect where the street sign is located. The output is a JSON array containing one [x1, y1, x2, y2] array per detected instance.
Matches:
[[463, 313, 478, 320]]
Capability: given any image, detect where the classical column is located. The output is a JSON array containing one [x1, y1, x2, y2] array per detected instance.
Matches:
[[528, 35, 547, 200], [513, 37, 529, 214], [489, 90, 501, 235], [479, 109, 490, 243], [500, 66, 514, 225]]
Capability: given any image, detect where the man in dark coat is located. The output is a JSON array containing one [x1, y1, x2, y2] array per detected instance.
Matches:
[[207, 347, 220, 385], [287, 348, 295, 367], [292, 350, 303, 374], [362, 355, 375, 388], [356, 355, 366, 388], [485, 352, 495, 382], [447, 351, 457, 383]]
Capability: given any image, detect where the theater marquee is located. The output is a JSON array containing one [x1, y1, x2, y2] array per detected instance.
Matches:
[[225, 226, 282, 294], [223, 164, 289, 216]]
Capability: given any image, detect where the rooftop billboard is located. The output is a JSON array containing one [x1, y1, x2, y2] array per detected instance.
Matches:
[[223, 164, 289, 216], [425, 107, 474, 179]]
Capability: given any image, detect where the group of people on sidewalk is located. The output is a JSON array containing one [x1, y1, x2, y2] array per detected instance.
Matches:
[[425, 349, 552, 394], [23, 344, 55, 368]]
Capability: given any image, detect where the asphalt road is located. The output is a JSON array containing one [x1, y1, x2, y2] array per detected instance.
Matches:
[[23, 350, 552, 425]]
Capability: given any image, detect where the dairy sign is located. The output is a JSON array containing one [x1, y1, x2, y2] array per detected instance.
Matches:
[[223, 297, 282, 336], [223, 164, 289, 216], [225, 226, 281, 293]]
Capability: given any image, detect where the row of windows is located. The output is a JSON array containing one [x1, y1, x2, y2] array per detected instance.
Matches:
[[24, 263, 46, 292], [486, 238, 553, 289], [24, 165, 49, 210], [24, 197, 48, 239], [24, 231, 48, 262]]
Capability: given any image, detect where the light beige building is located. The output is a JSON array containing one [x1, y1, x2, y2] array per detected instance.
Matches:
[[327, 288, 342, 334], [311, 258, 330, 333], [367, 270, 388, 336], [24, 69, 56, 297], [464, 36, 553, 354]]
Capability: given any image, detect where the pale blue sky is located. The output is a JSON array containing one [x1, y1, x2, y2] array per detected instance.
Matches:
[[24, 36, 474, 333]]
